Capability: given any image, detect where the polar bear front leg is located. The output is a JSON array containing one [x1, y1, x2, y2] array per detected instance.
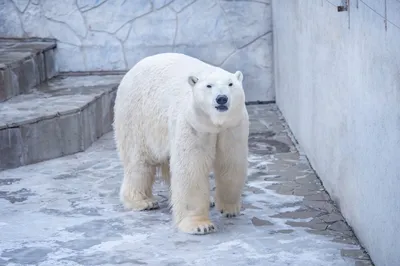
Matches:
[[214, 119, 249, 218], [170, 123, 216, 235]]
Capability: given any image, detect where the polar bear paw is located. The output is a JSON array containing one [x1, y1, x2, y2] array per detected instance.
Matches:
[[178, 216, 216, 235], [209, 196, 215, 208], [122, 197, 159, 211], [217, 201, 241, 218]]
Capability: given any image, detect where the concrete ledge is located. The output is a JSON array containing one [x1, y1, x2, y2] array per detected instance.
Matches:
[[0, 74, 123, 171], [0, 38, 57, 102]]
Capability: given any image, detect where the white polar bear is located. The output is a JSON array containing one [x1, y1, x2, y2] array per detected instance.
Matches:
[[113, 53, 249, 235]]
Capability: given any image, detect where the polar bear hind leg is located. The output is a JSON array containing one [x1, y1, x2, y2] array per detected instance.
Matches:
[[119, 156, 160, 211], [160, 161, 171, 186]]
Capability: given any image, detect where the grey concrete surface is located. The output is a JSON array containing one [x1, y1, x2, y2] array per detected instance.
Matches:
[[272, 1, 400, 265], [0, 38, 57, 101], [0, 0, 274, 102], [0, 105, 372, 266], [0, 74, 123, 171]]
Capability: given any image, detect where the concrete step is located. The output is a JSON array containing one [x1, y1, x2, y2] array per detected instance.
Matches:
[[0, 38, 57, 102], [0, 74, 123, 171]]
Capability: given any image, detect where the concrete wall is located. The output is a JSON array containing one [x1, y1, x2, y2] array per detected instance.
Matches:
[[0, 0, 274, 102], [272, 1, 400, 265]]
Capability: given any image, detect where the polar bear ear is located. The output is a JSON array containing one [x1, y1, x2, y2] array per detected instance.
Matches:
[[234, 71, 243, 83], [188, 76, 199, 87]]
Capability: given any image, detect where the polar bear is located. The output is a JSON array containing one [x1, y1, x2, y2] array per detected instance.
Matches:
[[113, 53, 249, 235]]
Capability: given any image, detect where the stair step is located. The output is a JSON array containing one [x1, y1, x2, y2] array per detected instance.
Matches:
[[0, 74, 123, 171], [0, 38, 57, 102]]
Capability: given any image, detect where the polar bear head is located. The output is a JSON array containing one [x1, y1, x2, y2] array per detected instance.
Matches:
[[188, 69, 245, 128]]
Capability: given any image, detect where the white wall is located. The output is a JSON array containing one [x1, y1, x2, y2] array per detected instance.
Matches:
[[0, 0, 274, 102], [272, 1, 400, 265]]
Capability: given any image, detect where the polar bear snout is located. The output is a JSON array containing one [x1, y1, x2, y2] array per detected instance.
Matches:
[[215, 94, 229, 112], [216, 94, 228, 105]]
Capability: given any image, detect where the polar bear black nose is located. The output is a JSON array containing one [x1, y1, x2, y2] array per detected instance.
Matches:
[[216, 95, 228, 105]]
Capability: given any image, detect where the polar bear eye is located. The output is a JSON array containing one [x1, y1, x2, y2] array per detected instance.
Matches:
[[228, 83, 233, 87], [207, 85, 212, 88]]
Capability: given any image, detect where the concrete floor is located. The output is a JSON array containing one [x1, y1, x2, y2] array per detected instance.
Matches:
[[0, 105, 372, 266]]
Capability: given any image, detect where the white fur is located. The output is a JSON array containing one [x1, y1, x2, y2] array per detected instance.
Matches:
[[113, 53, 249, 235]]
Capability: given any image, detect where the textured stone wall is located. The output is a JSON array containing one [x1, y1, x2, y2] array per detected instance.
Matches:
[[272, 1, 400, 265], [0, 0, 273, 101]]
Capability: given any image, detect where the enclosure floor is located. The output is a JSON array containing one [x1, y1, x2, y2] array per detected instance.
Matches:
[[0, 104, 372, 266]]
